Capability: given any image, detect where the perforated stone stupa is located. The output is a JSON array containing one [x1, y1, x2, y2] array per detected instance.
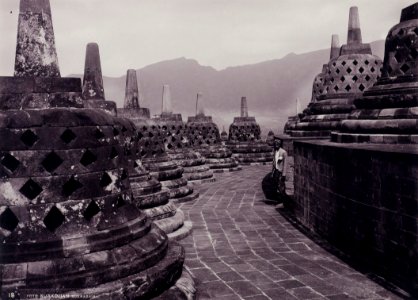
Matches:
[[332, 3, 418, 144], [119, 73, 199, 203], [0, 1, 191, 298], [187, 93, 241, 172], [227, 97, 273, 164], [286, 7, 383, 137], [154, 86, 215, 183], [81, 44, 193, 242]]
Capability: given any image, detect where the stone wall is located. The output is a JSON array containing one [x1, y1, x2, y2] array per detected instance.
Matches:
[[291, 140, 418, 294]]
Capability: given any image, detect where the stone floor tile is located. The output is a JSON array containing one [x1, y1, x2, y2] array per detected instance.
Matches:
[[264, 288, 298, 300], [190, 267, 218, 283], [279, 264, 309, 276], [217, 271, 245, 282], [277, 279, 305, 289], [287, 286, 324, 299], [228, 280, 263, 297], [244, 295, 271, 300], [197, 280, 236, 298]]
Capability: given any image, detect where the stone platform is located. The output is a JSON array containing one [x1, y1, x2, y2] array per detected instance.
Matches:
[[178, 166, 405, 299]]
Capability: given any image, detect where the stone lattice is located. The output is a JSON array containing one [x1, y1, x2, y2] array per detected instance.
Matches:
[[186, 94, 240, 172], [323, 56, 382, 97], [157, 116, 215, 182], [311, 64, 328, 101]]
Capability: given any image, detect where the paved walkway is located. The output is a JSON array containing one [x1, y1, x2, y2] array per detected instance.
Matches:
[[178, 165, 402, 300]]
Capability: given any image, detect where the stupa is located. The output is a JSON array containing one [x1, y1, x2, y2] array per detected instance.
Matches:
[[332, 3, 418, 144], [118, 72, 199, 203], [290, 3, 418, 296], [0, 1, 192, 299], [114, 117, 193, 242], [286, 7, 383, 137], [81, 43, 117, 115], [227, 97, 273, 164], [186, 93, 241, 172], [154, 86, 215, 183], [82, 43, 193, 241]]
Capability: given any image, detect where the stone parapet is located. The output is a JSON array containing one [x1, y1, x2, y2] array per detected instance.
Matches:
[[290, 139, 418, 295]]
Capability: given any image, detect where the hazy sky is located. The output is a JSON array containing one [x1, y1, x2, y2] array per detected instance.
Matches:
[[0, 0, 414, 77]]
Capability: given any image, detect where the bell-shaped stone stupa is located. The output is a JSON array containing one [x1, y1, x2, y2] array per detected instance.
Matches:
[[227, 97, 273, 164], [155, 86, 215, 183], [118, 73, 199, 203], [332, 3, 418, 144], [286, 7, 383, 137], [0, 1, 192, 298], [187, 93, 241, 172]]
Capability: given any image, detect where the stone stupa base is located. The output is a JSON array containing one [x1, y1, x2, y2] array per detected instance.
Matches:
[[143, 202, 193, 241], [227, 141, 273, 165], [145, 157, 200, 203], [169, 150, 215, 184], [197, 146, 242, 173], [287, 130, 333, 137], [331, 132, 418, 144]]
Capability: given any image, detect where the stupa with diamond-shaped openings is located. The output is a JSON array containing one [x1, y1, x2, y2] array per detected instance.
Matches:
[[154, 85, 215, 183], [332, 3, 418, 144], [0, 1, 192, 298], [227, 97, 273, 164], [186, 93, 241, 172], [285, 7, 383, 137], [118, 72, 199, 203]]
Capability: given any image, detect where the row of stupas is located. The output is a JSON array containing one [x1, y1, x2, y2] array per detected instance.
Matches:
[[116, 71, 272, 168], [279, 6, 385, 198], [284, 6, 383, 137], [0, 0, 196, 298], [282, 2, 418, 295], [0, 0, 272, 298], [83, 46, 195, 242]]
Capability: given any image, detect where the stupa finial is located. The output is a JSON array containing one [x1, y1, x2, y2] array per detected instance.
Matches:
[[82, 43, 105, 100], [330, 34, 340, 59], [347, 6, 362, 44], [196, 93, 205, 116], [162, 84, 172, 115], [15, 0, 60, 77], [124, 69, 140, 109], [241, 97, 248, 117]]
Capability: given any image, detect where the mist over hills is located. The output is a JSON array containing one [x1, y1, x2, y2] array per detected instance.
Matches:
[[73, 40, 384, 135]]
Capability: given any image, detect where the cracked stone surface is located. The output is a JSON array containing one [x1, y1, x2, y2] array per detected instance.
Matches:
[[178, 165, 402, 300]]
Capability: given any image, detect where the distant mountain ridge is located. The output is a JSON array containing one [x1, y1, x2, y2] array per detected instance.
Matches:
[[72, 40, 385, 134]]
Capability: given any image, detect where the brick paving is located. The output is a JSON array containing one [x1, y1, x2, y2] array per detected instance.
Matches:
[[178, 165, 403, 300]]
